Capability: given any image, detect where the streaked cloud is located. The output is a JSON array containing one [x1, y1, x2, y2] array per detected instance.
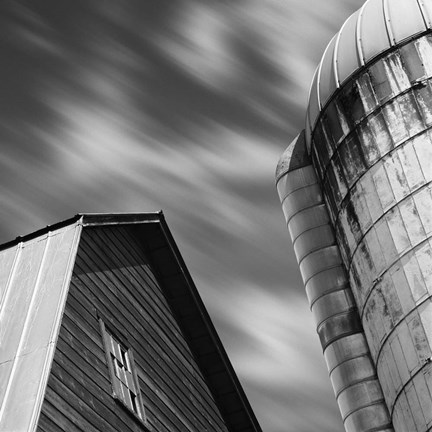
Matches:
[[0, 1, 365, 431]]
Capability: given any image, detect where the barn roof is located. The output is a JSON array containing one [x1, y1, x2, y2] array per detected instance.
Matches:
[[0, 212, 262, 432]]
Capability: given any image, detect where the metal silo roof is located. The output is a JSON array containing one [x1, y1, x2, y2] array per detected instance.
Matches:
[[306, 0, 432, 140]]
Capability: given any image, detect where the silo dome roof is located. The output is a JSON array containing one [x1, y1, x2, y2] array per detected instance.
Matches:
[[306, 0, 432, 141]]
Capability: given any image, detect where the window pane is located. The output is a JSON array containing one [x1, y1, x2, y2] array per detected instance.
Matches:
[[131, 393, 140, 416], [121, 382, 134, 411], [121, 347, 128, 369], [125, 370, 136, 392], [100, 321, 145, 420]]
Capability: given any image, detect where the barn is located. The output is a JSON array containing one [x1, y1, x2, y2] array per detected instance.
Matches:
[[0, 212, 261, 432]]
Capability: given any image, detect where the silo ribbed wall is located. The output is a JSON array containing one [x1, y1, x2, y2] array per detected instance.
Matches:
[[276, 135, 392, 432], [310, 33, 432, 432]]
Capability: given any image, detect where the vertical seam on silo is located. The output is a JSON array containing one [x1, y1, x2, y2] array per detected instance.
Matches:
[[390, 361, 431, 425], [416, 0, 430, 28], [317, 57, 324, 111], [307, 68, 320, 133], [305, 110, 313, 154], [372, 294, 432, 374], [334, 26, 342, 87], [383, 0, 395, 46], [355, 204, 432, 322], [356, 1, 367, 66]]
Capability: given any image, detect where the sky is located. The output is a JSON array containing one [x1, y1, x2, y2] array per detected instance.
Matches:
[[0, 1, 366, 431]]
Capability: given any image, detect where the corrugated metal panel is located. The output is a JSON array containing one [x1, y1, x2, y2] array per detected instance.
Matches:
[[0, 221, 82, 431]]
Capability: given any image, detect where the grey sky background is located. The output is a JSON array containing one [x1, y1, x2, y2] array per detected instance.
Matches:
[[0, 1, 365, 431]]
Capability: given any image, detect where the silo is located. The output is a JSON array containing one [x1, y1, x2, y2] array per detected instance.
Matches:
[[276, 1, 432, 431]]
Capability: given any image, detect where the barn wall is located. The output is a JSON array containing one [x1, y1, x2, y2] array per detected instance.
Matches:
[[38, 225, 229, 432]]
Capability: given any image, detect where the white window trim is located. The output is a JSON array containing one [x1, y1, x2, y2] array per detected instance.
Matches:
[[99, 319, 147, 425]]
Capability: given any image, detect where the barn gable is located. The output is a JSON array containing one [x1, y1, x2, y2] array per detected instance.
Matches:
[[0, 213, 261, 432]]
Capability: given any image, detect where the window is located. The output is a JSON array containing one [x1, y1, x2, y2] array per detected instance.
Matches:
[[100, 320, 146, 422]]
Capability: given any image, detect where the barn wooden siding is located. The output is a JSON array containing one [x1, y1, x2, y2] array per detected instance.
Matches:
[[38, 225, 229, 432]]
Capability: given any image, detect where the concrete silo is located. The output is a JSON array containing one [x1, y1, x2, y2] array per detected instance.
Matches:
[[276, 1, 432, 431]]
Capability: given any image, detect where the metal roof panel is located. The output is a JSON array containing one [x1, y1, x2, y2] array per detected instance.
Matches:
[[308, 68, 321, 130], [387, 0, 427, 43], [420, 0, 432, 27], [336, 11, 362, 85], [319, 35, 339, 108], [304, 0, 431, 152], [359, 0, 391, 63], [0, 222, 81, 430]]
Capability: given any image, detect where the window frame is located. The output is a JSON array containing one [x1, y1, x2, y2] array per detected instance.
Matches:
[[99, 319, 147, 425]]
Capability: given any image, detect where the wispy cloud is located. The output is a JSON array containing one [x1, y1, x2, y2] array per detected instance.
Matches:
[[0, 1, 365, 430]]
